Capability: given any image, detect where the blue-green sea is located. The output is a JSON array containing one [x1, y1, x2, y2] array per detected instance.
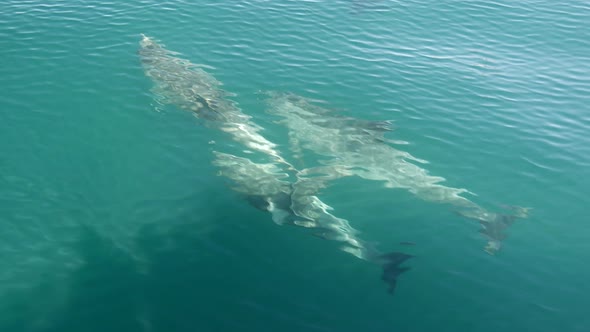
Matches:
[[1, 0, 589, 331]]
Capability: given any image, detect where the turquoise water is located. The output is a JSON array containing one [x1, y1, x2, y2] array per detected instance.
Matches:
[[1, 0, 589, 331]]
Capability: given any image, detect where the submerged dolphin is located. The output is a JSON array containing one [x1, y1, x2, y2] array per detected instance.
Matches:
[[139, 35, 413, 294], [212, 151, 413, 294], [263, 91, 530, 254], [139, 34, 293, 169]]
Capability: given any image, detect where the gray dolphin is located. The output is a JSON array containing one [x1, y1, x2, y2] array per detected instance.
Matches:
[[264, 91, 530, 254], [139, 34, 295, 170], [212, 151, 414, 294]]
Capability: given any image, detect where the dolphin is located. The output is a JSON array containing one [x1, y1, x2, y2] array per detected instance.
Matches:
[[139, 35, 413, 294], [139, 34, 294, 170], [213, 151, 372, 257], [263, 91, 530, 254], [212, 151, 414, 294]]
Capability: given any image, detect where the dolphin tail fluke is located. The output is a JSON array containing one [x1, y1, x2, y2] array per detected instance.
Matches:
[[376, 252, 413, 296], [455, 205, 531, 254], [386, 280, 397, 295]]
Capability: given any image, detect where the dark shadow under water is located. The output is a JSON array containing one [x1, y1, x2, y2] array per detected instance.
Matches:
[[3, 197, 406, 332], [40, 226, 145, 332]]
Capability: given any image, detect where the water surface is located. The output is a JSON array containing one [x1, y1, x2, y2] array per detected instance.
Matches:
[[1, 0, 589, 331]]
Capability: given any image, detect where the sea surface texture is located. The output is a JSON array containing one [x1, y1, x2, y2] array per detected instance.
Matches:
[[1, 1, 589, 331]]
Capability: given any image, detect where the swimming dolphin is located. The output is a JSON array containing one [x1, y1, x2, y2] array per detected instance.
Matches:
[[263, 91, 530, 254], [139, 34, 294, 170], [212, 151, 414, 294], [213, 151, 371, 256], [139, 35, 413, 294]]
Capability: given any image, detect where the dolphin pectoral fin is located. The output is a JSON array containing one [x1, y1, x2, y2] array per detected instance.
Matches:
[[293, 220, 317, 228], [484, 240, 501, 255], [267, 202, 291, 226], [243, 196, 289, 225], [499, 205, 531, 219], [364, 120, 394, 132]]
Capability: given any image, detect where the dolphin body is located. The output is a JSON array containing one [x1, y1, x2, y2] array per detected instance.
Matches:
[[139, 35, 412, 294], [263, 92, 530, 254], [212, 151, 413, 293], [139, 34, 293, 169]]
